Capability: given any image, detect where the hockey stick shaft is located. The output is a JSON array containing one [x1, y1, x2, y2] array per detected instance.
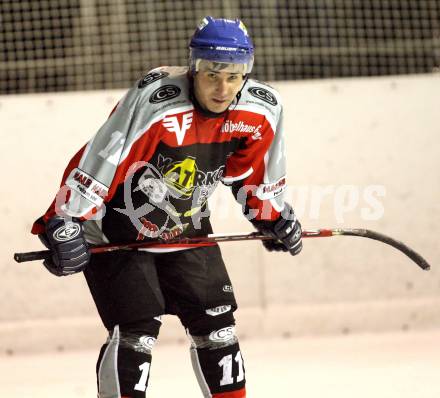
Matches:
[[14, 228, 430, 270]]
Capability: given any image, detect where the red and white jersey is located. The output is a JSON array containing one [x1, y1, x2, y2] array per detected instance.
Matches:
[[32, 66, 287, 249]]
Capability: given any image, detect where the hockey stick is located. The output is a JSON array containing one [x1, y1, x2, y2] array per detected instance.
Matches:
[[14, 228, 430, 270]]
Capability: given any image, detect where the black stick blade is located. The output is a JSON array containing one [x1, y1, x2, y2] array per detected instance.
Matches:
[[337, 229, 431, 271]]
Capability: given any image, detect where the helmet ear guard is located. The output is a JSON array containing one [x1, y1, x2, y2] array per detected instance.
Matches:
[[189, 16, 254, 75]]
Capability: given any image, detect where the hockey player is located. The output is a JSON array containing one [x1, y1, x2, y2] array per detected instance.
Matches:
[[31, 16, 302, 398]]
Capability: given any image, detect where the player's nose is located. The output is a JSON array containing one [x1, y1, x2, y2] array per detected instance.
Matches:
[[215, 79, 228, 96]]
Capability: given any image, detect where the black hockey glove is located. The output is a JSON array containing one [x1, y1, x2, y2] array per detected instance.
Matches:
[[252, 203, 303, 256], [39, 216, 90, 276]]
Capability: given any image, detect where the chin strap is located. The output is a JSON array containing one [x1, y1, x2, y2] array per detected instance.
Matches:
[[234, 75, 249, 106]]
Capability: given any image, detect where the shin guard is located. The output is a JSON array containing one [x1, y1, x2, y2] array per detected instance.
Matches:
[[97, 323, 159, 398], [189, 327, 246, 398]]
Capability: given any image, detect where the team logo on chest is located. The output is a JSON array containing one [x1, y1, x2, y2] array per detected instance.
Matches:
[[162, 112, 193, 145], [163, 156, 198, 197], [157, 154, 225, 203]]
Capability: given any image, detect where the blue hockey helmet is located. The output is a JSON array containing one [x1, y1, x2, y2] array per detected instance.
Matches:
[[189, 16, 254, 75]]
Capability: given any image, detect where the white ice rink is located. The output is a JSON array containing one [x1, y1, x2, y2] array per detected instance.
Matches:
[[1, 329, 439, 398]]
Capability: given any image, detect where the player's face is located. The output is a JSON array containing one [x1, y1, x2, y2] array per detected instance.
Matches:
[[194, 67, 244, 113]]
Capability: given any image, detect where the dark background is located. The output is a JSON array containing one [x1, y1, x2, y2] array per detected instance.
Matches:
[[1, 0, 439, 94]]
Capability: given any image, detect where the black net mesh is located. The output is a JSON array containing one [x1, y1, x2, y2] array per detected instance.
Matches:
[[1, 0, 439, 94]]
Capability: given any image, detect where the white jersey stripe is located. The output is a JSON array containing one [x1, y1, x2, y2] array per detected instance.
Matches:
[[232, 104, 277, 133], [223, 166, 254, 184]]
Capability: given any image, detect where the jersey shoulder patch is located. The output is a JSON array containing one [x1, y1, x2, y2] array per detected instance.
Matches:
[[244, 79, 281, 106], [138, 69, 170, 89], [239, 79, 282, 122], [137, 66, 188, 92], [135, 66, 192, 115]]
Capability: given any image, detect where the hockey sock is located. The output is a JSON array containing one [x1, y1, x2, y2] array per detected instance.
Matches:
[[97, 323, 159, 398], [190, 333, 246, 398]]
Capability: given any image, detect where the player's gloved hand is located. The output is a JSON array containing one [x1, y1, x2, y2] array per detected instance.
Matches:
[[253, 203, 303, 256], [39, 216, 90, 276]]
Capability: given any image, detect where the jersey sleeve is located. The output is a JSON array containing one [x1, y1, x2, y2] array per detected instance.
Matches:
[[223, 107, 287, 222], [31, 86, 161, 235]]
